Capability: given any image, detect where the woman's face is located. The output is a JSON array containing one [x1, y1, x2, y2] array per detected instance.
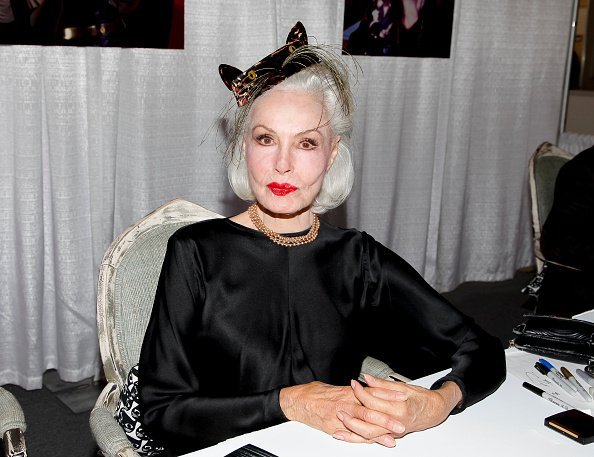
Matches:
[[244, 88, 339, 218]]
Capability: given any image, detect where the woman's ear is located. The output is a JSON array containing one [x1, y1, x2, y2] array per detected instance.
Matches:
[[327, 136, 341, 170]]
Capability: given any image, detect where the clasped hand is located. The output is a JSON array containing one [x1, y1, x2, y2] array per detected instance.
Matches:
[[279, 374, 462, 448]]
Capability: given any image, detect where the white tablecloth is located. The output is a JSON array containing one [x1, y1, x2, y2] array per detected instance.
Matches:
[[185, 349, 593, 456]]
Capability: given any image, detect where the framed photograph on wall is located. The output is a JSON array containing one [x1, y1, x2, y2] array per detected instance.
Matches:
[[0, 0, 184, 48], [343, 0, 455, 58]]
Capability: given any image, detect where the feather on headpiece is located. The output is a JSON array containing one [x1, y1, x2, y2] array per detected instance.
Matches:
[[219, 22, 319, 107]]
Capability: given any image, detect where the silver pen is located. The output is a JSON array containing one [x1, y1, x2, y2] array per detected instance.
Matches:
[[561, 367, 592, 402], [576, 369, 594, 387]]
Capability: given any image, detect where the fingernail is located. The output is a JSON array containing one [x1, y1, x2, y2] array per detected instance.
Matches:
[[333, 433, 345, 441], [392, 423, 405, 434], [337, 411, 345, 421], [382, 436, 396, 447]]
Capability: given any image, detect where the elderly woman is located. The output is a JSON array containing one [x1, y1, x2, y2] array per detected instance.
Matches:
[[138, 22, 505, 456]]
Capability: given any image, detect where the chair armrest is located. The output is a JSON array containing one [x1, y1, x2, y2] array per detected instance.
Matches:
[[116, 448, 141, 457], [0, 388, 26, 435], [0, 387, 27, 456], [90, 383, 140, 457], [360, 356, 411, 383], [2, 428, 27, 457]]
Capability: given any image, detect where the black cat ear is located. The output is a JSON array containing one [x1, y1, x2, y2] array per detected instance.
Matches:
[[286, 21, 308, 45], [219, 64, 243, 91], [219, 22, 314, 106]]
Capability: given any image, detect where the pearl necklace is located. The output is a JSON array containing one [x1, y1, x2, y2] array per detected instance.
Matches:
[[248, 203, 320, 247]]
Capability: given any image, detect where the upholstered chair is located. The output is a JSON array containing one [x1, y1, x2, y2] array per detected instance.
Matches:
[[528, 142, 573, 272], [0, 387, 27, 457]]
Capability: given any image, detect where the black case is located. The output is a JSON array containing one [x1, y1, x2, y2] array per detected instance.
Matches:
[[511, 315, 594, 364], [545, 409, 594, 445], [224, 444, 279, 457]]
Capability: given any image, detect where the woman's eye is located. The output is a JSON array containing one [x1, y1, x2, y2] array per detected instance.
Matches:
[[300, 139, 318, 149], [256, 135, 274, 145]]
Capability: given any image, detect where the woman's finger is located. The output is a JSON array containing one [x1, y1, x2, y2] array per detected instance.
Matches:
[[333, 428, 395, 447], [355, 378, 408, 401], [339, 406, 405, 435], [351, 379, 408, 413], [331, 428, 374, 444], [337, 410, 401, 445], [364, 373, 412, 392]]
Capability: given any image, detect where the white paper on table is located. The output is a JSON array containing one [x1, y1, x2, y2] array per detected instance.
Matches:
[[506, 347, 593, 414], [573, 309, 594, 323]]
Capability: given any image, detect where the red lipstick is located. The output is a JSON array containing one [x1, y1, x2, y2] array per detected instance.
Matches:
[[267, 182, 298, 196]]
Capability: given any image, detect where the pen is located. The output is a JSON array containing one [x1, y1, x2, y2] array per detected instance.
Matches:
[[577, 369, 594, 387], [534, 362, 577, 397], [539, 359, 578, 394], [522, 382, 572, 410], [561, 367, 592, 401]]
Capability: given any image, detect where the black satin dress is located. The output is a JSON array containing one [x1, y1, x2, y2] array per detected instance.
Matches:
[[138, 218, 505, 455]]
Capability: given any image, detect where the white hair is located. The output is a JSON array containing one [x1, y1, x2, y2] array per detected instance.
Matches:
[[225, 58, 355, 214]]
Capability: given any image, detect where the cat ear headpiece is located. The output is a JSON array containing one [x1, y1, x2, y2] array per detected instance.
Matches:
[[219, 22, 319, 107]]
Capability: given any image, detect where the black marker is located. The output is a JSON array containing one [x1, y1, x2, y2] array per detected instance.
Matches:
[[522, 382, 572, 410]]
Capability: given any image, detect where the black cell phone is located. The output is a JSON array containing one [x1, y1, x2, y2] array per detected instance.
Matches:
[[544, 409, 594, 445], [224, 443, 279, 457]]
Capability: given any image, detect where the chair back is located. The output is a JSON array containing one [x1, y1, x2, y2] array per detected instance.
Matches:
[[97, 199, 223, 389], [528, 142, 573, 271]]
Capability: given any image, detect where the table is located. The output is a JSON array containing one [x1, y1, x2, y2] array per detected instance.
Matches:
[[574, 308, 594, 323], [184, 349, 593, 456]]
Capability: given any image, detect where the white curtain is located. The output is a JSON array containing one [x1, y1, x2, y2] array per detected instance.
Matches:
[[0, 0, 574, 388], [559, 131, 594, 155]]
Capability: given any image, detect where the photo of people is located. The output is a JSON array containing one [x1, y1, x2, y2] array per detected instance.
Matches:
[[343, 0, 455, 58], [0, 0, 183, 48]]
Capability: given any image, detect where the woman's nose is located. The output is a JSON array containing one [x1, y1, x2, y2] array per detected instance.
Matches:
[[274, 147, 293, 174]]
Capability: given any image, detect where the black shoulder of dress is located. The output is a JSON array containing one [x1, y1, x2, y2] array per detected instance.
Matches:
[[317, 218, 368, 239], [170, 218, 237, 239]]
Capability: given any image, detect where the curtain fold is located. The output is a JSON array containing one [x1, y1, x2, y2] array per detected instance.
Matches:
[[0, 0, 574, 388], [430, 0, 574, 288]]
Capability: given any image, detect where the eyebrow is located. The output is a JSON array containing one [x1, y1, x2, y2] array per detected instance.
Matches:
[[251, 124, 323, 136]]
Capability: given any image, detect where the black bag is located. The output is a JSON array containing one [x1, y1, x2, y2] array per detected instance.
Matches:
[[511, 315, 594, 364]]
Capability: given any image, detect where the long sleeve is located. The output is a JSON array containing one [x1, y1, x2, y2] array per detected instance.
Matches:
[[362, 235, 506, 411], [138, 233, 286, 455]]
